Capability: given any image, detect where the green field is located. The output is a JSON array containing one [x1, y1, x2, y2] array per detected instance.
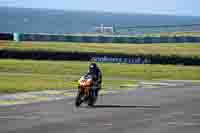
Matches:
[[145, 32, 200, 37], [1, 41, 200, 57], [49, 31, 200, 37], [1, 41, 200, 93], [0, 59, 200, 93], [18, 31, 200, 37]]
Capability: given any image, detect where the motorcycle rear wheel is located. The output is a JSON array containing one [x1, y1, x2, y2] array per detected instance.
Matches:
[[75, 90, 84, 107], [88, 90, 97, 107]]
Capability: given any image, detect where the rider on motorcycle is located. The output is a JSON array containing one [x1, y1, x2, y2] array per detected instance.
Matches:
[[85, 63, 102, 95]]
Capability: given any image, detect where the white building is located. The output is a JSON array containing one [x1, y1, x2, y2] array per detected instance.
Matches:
[[95, 24, 114, 33]]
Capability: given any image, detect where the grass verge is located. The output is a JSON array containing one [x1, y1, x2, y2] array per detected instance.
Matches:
[[0, 59, 200, 93], [1, 41, 200, 57]]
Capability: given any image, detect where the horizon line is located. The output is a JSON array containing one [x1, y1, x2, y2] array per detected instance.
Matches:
[[1, 5, 200, 17]]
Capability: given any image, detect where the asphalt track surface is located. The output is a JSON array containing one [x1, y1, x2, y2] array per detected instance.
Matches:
[[0, 81, 200, 133]]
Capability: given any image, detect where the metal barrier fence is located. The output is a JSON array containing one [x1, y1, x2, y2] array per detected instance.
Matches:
[[18, 33, 200, 43], [1, 32, 200, 43], [0, 33, 13, 40]]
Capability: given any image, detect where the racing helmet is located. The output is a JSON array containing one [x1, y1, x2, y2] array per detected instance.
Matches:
[[89, 63, 97, 73]]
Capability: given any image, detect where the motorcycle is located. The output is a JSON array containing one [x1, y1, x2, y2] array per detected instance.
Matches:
[[75, 74, 98, 107]]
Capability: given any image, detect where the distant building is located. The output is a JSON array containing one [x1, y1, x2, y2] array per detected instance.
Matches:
[[95, 24, 115, 34]]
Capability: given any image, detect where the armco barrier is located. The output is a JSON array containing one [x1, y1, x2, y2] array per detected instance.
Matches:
[[16, 33, 200, 43], [92, 56, 150, 64], [0, 33, 13, 40], [159, 37, 168, 43], [1, 49, 200, 65], [144, 37, 152, 43]]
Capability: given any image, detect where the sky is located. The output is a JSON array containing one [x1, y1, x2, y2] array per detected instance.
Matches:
[[0, 0, 199, 16]]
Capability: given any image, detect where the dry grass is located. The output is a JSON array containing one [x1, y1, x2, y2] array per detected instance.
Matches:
[[1, 41, 200, 57]]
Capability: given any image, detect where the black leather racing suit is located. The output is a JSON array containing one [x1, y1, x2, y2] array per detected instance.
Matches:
[[86, 67, 102, 93]]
